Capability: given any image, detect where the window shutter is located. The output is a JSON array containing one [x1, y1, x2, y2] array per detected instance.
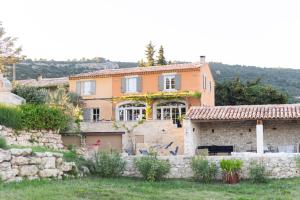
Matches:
[[137, 77, 142, 92], [121, 78, 126, 93], [83, 108, 91, 122], [76, 81, 81, 95], [158, 75, 164, 91], [91, 81, 96, 95], [175, 74, 181, 90]]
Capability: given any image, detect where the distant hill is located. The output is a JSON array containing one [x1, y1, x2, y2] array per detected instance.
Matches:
[[5, 59, 300, 102], [210, 62, 300, 102]]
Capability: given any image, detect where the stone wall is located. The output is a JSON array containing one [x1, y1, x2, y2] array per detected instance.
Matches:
[[123, 153, 300, 179], [80, 120, 183, 155], [0, 148, 76, 182], [0, 125, 64, 149], [186, 120, 300, 153]]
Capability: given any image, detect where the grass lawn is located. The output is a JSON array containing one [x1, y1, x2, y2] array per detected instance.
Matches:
[[0, 177, 300, 200]]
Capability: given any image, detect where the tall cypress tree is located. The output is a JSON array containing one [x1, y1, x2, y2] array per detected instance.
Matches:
[[145, 41, 155, 66], [156, 45, 167, 65]]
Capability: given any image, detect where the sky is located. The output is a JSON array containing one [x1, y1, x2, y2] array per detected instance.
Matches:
[[1, 0, 300, 69]]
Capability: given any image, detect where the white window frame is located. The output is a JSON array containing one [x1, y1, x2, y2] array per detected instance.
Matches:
[[92, 108, 100, 122], [81, 80, 96, 96], [116, 102, 146, 121], [202, 74, 207, 90], [155, 101, 187, 123], [163, 74, 176, 91], [125, 76, 138, 93]]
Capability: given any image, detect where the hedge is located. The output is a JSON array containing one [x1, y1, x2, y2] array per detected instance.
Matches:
[[0, 104, 70, 131]]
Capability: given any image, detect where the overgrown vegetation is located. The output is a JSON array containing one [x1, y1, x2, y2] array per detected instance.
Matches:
[[295, 156, 300, 170], [92, 151, 125, 178], [135, 152, 171, 182], [215, 77, 288, 106], [12, 85, 48, 104], [0, 104, 70, 131], [190, 156, 218, 183], [249, 161, 268, 183], [0, 136, 7, 149], [0, 104, 22, 129]]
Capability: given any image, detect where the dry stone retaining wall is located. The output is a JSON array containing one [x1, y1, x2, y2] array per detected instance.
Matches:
[[0, 125, 63, 149], [0, 148, 76, 182], [123, 153, 300, 179]]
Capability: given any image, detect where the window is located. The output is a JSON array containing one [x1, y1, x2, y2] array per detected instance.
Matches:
[[77, 80, 96, 95], [164, 75, 176, 90], [209, 81, 212, 92], [117, 102, 146, 121], [202, 75, 207, 90], [126, 77, 137, 93], [92, 108, 100, 122], [156, 101, 186, 124]]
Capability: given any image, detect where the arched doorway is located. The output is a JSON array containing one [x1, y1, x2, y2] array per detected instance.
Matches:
[[116, 102, 146, 121], [154, 101, 187, 123]]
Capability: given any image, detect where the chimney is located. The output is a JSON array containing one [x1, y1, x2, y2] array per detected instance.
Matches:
[[36, 74, 42, 81], [200, 56, 206, 65]]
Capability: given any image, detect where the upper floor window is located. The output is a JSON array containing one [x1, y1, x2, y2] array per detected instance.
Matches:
[[121, 76, 141, 93], [209, 81, 212, 92], [164, 75, 176, 90], [76, 80, 96, 96], [126, 77, 137, 93]]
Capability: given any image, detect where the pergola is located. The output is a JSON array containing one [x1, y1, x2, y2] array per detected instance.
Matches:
[[184, 104, 300, 155]]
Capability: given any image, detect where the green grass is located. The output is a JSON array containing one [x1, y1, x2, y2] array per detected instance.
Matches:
[[1, 177, 300, 200]]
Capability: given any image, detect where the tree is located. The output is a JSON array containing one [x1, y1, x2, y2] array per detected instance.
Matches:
[[216, 77, 288, 106], [145, 41, 155, 66], [0, 22, 22, 73], [138, 59, 146, 67], [156, 45, 167, 65], [12, 85, 48, 104]]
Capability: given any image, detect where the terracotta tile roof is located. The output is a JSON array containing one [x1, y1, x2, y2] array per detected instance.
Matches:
[[69, 63, 201, 79], [16, 77, 68, 88], [186, 104, 300, 121]]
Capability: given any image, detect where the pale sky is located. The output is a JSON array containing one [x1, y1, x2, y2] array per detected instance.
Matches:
[[1, 0, 300, 68]]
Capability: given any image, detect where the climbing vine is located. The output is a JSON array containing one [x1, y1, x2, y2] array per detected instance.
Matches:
[[113, 91, 201, 119]]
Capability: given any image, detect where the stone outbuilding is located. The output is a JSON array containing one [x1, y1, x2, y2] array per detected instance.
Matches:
[[0, 74, 25, 105], [184, 104, 300, 156]]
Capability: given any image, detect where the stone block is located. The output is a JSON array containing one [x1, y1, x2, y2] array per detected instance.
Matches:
[[0, 149, 11, 162], [19, 165, 38, 176], [29, 157, 42, 165], [39, 169, 59, 178], [10, 148, 32, 156], [11, 157, 29, 165], [41, 157, 56, 169]]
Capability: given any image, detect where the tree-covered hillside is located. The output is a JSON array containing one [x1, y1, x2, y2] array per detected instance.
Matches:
[[210, 62, 300, 102], [5, 59, 300, 102]]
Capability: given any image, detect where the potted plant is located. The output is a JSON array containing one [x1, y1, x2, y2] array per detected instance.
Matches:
[[176, 115, 185, 128], [220, 159, 243, 184]]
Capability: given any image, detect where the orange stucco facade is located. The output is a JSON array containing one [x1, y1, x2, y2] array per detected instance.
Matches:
[[69, 63, 215, 121]]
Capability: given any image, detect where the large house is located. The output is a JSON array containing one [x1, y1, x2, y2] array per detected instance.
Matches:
[[67, 59, 215, 154], [69, 60, 214, 123]]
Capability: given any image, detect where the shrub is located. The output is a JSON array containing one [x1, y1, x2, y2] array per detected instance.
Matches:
[[249, 161, 268, 183], [21, 104, 70, 131], [0, 136, 7, 149], [191, 156, 218, 183], [135, 152, 171, 182], [0, 104, 23, 129], [12, 85, 48, 104], [295, 156, 300, 170], [220, 159, 243, 184], [93, 151, 125, 178]]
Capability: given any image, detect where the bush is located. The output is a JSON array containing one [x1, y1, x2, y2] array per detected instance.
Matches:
[[12, 85, 48, 104], [249, 161, 268, 183], [191, 156, 218, 183], [135, 153, 171, 182], [0, 104, 23, 129], [0, 137, 7, 149], [93, 151, 125, 178], [295, 156, 300, 170], [21, 104, 70, 131]]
